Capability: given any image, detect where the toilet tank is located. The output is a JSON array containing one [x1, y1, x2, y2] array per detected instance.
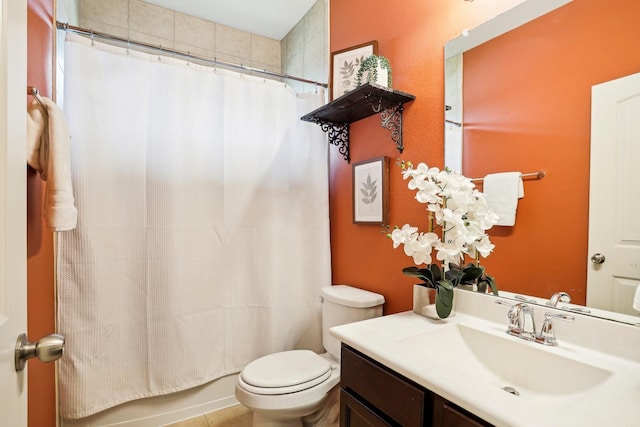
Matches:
[[321, 285, 385, 359]]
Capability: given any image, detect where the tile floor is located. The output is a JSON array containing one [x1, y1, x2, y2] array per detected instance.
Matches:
[[165, 404, 253, 427]]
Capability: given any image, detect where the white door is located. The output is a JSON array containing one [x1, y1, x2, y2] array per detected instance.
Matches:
[[0, 0, 28, 424], [587, 72, 640, 315]]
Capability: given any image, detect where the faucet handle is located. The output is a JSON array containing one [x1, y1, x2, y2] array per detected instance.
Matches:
[[536, 312, 575, 346]]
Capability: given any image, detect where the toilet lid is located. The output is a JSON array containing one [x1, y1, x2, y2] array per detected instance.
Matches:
[[240, 350, 332, 394]]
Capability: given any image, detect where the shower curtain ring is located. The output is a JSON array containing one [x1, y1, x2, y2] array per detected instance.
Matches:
[[186, 51, 190, 66], [90, 29, 94, 46], [158, 45, 162, 62], [126, 38, 130, 55]]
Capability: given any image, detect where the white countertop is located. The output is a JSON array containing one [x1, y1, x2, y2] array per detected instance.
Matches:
[[330, 291, 640, 427]]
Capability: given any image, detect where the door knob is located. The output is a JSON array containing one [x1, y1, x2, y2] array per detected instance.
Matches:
[[15, 333, 65, 372], [590, 253, 606, 264]]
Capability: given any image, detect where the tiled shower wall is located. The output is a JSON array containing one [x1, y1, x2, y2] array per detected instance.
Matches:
[[282, 0, 329, 92], [65, 0, 328, 91]]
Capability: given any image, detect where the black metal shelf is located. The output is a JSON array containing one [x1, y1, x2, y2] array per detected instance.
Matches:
[[301, 83, 416, 162]]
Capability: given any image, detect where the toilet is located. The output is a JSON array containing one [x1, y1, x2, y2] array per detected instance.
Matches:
[[235, 285, 385, 427]]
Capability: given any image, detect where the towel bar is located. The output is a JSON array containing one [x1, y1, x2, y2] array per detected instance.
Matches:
[[27, 86, 47, 113], [471, 170, 545, 183]]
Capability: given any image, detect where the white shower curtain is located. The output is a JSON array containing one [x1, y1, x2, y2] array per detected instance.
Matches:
[[57, 33, 330, 419]]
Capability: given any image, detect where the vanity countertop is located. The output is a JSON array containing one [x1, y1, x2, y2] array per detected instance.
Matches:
[[330, 291, 640, 427]]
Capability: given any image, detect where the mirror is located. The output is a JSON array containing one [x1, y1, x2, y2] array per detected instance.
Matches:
[[444, 0, 640, 324]]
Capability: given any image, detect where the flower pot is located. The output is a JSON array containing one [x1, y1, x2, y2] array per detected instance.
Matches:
[[359, 58, 390, 88], [413, 284, 456, 319]]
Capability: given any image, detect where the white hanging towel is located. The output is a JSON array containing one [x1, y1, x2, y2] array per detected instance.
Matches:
[[26, 96, 77, 231], [483, 172, 524, 226], [633, 285, 640, 312]]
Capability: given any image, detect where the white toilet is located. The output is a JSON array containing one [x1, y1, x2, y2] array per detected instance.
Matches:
[[235, 285, 385, 427]]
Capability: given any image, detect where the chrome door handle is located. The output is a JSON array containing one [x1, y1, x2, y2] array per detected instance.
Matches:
[[15, 333, 65, 372], [591, 253, 606, 264]]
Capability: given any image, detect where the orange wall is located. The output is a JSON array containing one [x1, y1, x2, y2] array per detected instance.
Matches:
[[27, 0, 637, 421], [329, 0, 524, 314], [27, 0, 56, 426], [463, 0, 640, 304]]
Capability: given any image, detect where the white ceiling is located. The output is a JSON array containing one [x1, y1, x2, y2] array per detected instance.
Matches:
[[143, 0, 317, 40]]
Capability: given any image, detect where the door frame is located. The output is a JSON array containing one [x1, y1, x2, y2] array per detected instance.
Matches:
[[0, 0, 28, 424]]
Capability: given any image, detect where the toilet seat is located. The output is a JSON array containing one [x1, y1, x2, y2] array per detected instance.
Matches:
[[239, 350, 332, 395]]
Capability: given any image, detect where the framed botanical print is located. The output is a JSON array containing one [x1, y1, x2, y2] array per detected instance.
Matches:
[[353, 156, 389, 225], [330, 40, 378, 100]]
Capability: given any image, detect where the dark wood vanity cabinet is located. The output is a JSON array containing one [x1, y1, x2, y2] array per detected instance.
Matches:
[[340, 344, 493, 427]]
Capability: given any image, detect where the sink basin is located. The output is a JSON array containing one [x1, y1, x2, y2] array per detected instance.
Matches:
[[397, 323, 612, 396]]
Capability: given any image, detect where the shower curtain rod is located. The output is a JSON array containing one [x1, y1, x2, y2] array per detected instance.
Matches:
[[56, 21, 329, 88]]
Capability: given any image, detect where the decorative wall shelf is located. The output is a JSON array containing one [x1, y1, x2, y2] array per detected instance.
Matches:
[[300, 83, 416, 162]]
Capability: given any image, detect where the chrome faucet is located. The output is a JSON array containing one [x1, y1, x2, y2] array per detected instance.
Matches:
[[496, 301, 536, 340], [519, 304, 537, 340], [546, 291, 571, 307], [496, 300, 574, 346]]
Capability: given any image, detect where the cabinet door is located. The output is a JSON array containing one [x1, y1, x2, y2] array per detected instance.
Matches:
[[341, 345, 428, 426], [340, 389, 395, 427], [433, 395, 493, 427]]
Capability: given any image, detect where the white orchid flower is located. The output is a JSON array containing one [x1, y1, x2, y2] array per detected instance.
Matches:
[[391, 161, 497, 280], [473, 235, 495, 258], [390, 224, 418, 249]]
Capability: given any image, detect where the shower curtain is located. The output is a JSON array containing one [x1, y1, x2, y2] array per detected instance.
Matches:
[[57, 33, 331, 419]]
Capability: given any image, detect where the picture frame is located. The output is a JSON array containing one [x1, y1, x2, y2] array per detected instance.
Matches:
[[353, 156, 389, 225], [330, 40, 378, 101]]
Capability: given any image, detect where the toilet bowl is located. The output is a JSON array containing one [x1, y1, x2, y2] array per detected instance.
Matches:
[[235, 285, 385, 427], [235, 351, 340, 426]]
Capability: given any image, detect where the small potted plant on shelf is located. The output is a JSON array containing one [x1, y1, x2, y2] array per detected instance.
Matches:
[[356, 54, 392, 88]]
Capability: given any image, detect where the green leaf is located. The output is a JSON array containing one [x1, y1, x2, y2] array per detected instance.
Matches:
[[445, 268, 465, 286], [461, 266, 484, 281], [429, 263, 443, 282], [434, 280, 455, 318], [402, 266, 435, 287], [479, 274, 499, 296]]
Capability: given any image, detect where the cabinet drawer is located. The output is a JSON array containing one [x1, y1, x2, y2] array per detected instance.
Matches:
[[341, 345, 428, 426], [433, 395, 494, 427], [341, 388, 394, 427]]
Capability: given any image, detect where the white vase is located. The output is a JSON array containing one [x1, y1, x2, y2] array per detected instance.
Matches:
[[361, 60, 389, 88], [413, 284, 456, 320], [374, 65, 389, 87]]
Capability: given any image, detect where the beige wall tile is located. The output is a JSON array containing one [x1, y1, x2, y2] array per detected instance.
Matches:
[[175, 13, 215, 52], [174, 42, 215, 62], [81, 0, 128, 28], [283, 53, 305, 92], [128, 30, 174, 51], [130, 0, 174, 41], [80, 18, 129, 39], [215, 24, 250, 59], [281, 0, 328, 88], [304, 0, 326, 46], [284, 50, 303, 79], [285, 19, 304, 58], [304, 37, 327, 84], [212, 52, 250, 73], [59, 0, 80, 25], [250, 60, 281, 77], [251, 35, 280, 69]]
